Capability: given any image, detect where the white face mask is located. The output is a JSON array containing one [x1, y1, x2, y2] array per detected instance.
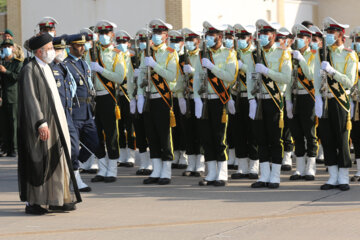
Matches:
[[48, 32, 55, 37], [55, 49, 66, 62], [42, 49, 56, 64]]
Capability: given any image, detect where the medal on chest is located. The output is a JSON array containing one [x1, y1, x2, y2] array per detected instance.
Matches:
[[79, 79, 84, 85], [56, 80, 61, 88]]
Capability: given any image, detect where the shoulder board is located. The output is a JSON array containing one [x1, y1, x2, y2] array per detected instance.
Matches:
[[311, 49, 317, 54], [113, 48, 121, 53], [166, 47, 174, 53], [344, 48, 353, 52]]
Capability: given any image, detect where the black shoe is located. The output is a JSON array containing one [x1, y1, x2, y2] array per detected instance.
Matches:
[[79, 186, 92, 192], [248, 173, 259, 179], [320, 183, 337, 190], [191, 171, 204, 177], [7, 152, 16, 158], [281, 165, 292, 171], [0, 151, 7, 157], [305, 175, 315, 181], [171, 163, 179, 169], [338, 184, 350, 191], [231, 173, 249, 179], [199, 179, 215, 186], [124, 162, 134, 168], [143, 169, 153, 175], [268, 182, 280, 189], [49, 202, 76, 212], [227, 164, 236, 170], [104, 177, 116, 183], [251, 181, 268, 188], [177, 164, 188, 169], [214, 180, 227, 186], [289, 174, 305, 181], [81, 169, 98, 174], [158, 178, 171, 185], [91, 175, 105, 182], [143, 177, 159, 184], [316, 158, 324, 164], [350, 175, 360, 182], [117, 162, 126, 167], [25, 204, 48, 215], [182, 171, 192, 177], [136, 169, 145, 175]]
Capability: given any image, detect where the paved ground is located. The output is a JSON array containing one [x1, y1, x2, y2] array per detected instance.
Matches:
[[0, 156, 360, 240]]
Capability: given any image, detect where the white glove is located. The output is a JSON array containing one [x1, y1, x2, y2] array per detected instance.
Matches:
[[227, 99, 236, 115], [178, 97, 187, 115], [315, 95, 323, 118], [145, 56, 157, 68], [238, 60, 243, 70], [201, 58, 215, 70], [183, 64, 193, 74], [90, 62, 104, 73], [130, 98, 136, 114], [286, 100, 293, 119], [137, 95, 145, 114], [134, 68, 140, 78], [292, 50, 305, 62], [249, 99, 257, 120], [255, 63, 269, 75], [321, 61, 336, 75], [194, 97, 203, 119], [351, 100, 355, 119]]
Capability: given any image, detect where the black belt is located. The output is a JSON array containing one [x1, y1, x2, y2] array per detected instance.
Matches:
[[77, 97, 92, 104]]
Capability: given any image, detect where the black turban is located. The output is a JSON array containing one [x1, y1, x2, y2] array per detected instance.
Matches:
[[28, 33, 53, 51]]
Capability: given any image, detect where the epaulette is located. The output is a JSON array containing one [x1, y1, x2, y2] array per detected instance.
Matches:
[[113, 48, 121, 53], [311, 49, 317, 54], [166, 47, 174, 53]]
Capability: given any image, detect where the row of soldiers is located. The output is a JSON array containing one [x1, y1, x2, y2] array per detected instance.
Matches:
[[13, 15, 360, 193]]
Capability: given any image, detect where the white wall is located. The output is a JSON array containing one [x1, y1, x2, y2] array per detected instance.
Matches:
[[21, 0, 165, 44], [284, 0, 316, 31]]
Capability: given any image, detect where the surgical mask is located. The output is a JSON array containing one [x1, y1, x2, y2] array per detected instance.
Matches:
[[84, 42, 92, 51], [296, 38, 306, 50], [224, 39, 233, 49], [325, 34, 336, 46], [99, 34, 111, 46], [310, 42, 319, 50], [139, 42, 147, 50], [259, 34, 270, 47], [48, 31, 55, 37], [55, 49, 66, 62], [351, 42, 360, 52], [93, 34, 98, 42], [185, 41, 196, 51], [42, 49, 56, 64], [170, 42, 180, 52], [152, 34, 163, 46], [275, 42, 281, 48], [117, 43, 128, 52], [3, 47, 12, 57], [206, 35, 216, 48], [238, 39, 248, 49]]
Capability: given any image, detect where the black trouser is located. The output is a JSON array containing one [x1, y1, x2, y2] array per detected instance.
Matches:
[[318, 98, 352, 168], [144, 98, 173, 161], [289, 94, 318, 157], [227, 111, 235, 149], [351, 119, 360, 159], [282, 100, 294, 152], [1, 102, 17, 153], [95, 94, 119, 160], [231, 96, 258, 160], [118, 95, 135, 150], [253, 99, 283, 164], [132, 113, 148, 153], [184, 99, 201, 155], [172, 98, 186, 151], [199, 98, 227, 162]]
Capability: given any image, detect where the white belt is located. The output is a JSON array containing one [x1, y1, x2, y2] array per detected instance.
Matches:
[[207, 93, 219, 99], [325, 90, 350, 99], [150, 93, 162, 99], [96, 90, 109, 96], [293, 89, 309, 95], [239, 92, 248, 98], [262, 93, 283, 99]]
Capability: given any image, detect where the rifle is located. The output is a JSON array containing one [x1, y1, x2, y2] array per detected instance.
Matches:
[[132, 38, 141, 117], [182, 34, 192, 118], [320, 31, 329, 119], [350, 37, 360, 121], [291, 32, 299, 115], [250, 29, 263, 120], [233, 37, 242, 110], [141, 28, 152, 113], [197, 31, 209, 119]]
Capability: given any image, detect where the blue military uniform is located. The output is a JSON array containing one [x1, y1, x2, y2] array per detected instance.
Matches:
[[64, 34, 100, 167]]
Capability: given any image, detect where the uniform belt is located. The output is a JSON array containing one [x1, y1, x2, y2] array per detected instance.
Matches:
[[325, 90, 350, 99], [96, 90, 109, 96], [77, 97, 92, 103], [150, 93, 162, 99], [239, 92, 248, 98], [293, 89, 309, 95], [206, 93, 219, 99], [261, 93, 283, 99]]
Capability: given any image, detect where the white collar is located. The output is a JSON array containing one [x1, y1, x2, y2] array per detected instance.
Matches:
[[35, 56, 47, 67]]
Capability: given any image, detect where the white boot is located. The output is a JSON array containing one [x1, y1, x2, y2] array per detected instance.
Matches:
[[228, 148, 236, 166], [185, 155, 196, 172], [292, 156, 306, 176], [338, 168, 349, 185], [236, 158, 249, 174], [258, 162, 271, 182], [195, 155, 205, 172], [269, 163, 281, 184], [127, 148, 136, 164], [150, 158, 162, 178], [326, 165, 339, 185], [249, 159, 259, 174], [205, 161, 217, 181], [118, 148, 128, 163], [90, 156, 99, 171], [106, 160, 118, 177], [97, 157, 108, 177], [160, 161, 172, 179], [317, 145, 324, 160], [74, 170, 89, 189], [138, 152, 147, 170], [305, 157, 316, 176], [178, 151, 188, 166], [173, 151, 180, 164], [145, 151, 153, 170], [355, 159, 360, 176], [282, 151, 292, 166], [216, 161, 228, 181]]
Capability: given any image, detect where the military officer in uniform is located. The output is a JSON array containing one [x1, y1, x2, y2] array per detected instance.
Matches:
[[194, 21, 237, 187], [89, 20, 126, 183], [315, 17, 357, 191], [2, 29, 24, 62], [248, 19, 292, 189], [38, 16, 58, 37]]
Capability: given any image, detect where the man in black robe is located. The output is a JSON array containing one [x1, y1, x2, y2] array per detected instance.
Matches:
[[17, 33, 81, 215]]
